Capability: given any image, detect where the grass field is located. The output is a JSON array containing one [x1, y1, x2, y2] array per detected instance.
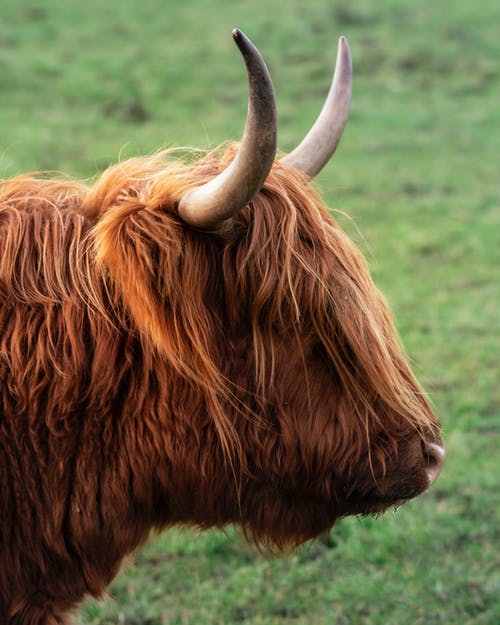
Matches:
[[1, 0, 499, 623]]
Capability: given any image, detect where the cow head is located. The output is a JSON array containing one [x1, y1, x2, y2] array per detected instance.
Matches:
[[90, 30, 444, 547]]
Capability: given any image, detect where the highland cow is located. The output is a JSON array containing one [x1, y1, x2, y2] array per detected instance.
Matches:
[[0, 30, 444, 624]]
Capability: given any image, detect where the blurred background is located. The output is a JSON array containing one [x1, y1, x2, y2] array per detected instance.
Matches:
[[1, 0, 498, 623]]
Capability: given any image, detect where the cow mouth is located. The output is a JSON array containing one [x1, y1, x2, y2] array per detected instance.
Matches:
[[340, 438, 446, 516], [338, 468, 432, 516], [338, 494, 416, 519]]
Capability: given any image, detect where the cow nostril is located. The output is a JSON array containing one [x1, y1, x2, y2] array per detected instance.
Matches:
[[423, 442, 446, 486]]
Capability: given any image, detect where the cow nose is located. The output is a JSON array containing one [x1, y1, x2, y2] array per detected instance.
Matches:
[[423, 442, 445, 486]]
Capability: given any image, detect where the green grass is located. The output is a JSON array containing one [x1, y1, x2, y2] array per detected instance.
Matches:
[[1, 0, 499, 623]]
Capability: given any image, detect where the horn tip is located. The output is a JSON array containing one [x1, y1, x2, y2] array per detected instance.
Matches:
[[232, 28, 244, 43], [232, 28, 249, 53], [337, 36, 352, 73], [338, 35, 350, 49], [231, 28, 256, 62]]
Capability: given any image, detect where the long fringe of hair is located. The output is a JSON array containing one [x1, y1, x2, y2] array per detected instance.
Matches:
[[0, 143, 438, 482]]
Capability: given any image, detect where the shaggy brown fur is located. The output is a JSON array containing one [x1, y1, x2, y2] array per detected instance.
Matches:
[[0, 144, 441, 624]]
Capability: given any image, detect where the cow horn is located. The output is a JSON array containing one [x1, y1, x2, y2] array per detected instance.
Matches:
[[281, 36, 352, 178], [178, 29, 277, 231]]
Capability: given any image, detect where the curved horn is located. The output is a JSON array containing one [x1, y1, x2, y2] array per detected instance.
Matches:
[[282, 36, 352, 178], [178, 29, 277, 231]]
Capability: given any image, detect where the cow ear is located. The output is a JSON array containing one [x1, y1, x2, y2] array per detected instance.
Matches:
[[281, 36, 352, 178], [178, 29, 277, 233]]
